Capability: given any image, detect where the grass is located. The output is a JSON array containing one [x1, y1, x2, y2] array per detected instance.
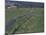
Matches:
[[5, 7, 44, 33]]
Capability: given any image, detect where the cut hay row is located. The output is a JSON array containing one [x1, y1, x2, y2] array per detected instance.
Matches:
[[5, 9, 32, 33]]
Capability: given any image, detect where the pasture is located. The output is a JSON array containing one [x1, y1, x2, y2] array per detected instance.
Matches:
[[5, 7, 44, 33]]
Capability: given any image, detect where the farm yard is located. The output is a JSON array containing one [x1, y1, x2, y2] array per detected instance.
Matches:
[[5, 7, 44, 34]]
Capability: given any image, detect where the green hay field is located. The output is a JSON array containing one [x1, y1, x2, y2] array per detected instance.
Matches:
[[5, 7, 44, 33]]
